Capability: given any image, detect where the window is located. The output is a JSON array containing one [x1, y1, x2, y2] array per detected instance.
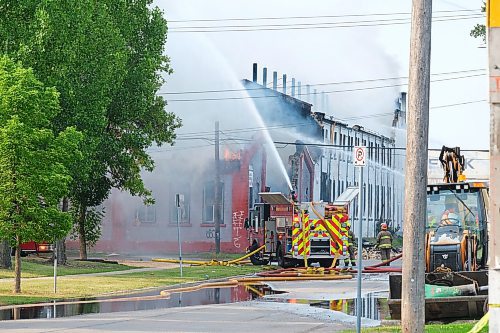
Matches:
[[368, 184, 373, 217], [136, 204, 156, 224], [203, 181, 224, 223]]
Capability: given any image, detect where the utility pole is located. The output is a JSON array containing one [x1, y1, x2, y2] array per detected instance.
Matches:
[[401, 0, 432, 332], [214, 121, 221, 254], [488, 1, 500, 331]]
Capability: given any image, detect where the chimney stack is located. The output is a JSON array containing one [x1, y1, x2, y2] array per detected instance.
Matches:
[[263, 67, 268, 86], [282, 74, 287, 94], [273, 71, 278, 90], [291, 78, 296, 97], [313, 89, 318, 110], [252, 63, 258, 82]]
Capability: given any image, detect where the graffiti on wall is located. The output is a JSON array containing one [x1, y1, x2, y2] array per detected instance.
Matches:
[[232, 210, 245, 248], [205, 228, 215, 239]]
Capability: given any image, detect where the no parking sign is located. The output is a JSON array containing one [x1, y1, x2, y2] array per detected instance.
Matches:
[[353, 146, 366, 167]]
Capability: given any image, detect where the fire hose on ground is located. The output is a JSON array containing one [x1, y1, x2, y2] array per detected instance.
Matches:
[[152, 244, 266, 266], [153, 245, 402, 273], [152, 249, 402, 301], [159, 273, 354, 298]]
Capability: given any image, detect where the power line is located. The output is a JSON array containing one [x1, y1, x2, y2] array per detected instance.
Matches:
[[151, 139, 489, 153], [169, 15, 483, 33], [168, 9, 481, 23], [160, 68, 486, 95], [173, 99, 486, 140], [171, 13, 482, 30], [166, 73, 486, 102], [428, 99, 487, 109]]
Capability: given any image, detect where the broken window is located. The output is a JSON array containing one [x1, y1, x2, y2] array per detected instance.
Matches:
[[136, 204, 156, 224], [203, 181, 224, 224]]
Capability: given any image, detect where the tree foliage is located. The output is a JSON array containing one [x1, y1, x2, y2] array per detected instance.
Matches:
[[0, 1, 181, 259], [0, 56, 82, 292], [470, 2, 486, 43]]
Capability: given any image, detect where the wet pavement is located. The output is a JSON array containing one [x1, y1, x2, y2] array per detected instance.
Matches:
[[0, 303, 355, 333], [0, 284, 281, 320], [0, 248, 401, 330], [0, 272, 392, 332]]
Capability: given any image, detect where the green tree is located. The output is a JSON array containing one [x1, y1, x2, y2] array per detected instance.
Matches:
[[470, 2, 486, 43], [0, 1, 181, 259], [0, 56, 81, 292]]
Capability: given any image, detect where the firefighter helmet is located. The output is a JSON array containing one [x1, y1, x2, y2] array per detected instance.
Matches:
[[381, 223, 388, 230], [441, 212, 460, 225]]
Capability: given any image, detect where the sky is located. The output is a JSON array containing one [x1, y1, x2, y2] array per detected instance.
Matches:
[[154, 0, 489, 151]]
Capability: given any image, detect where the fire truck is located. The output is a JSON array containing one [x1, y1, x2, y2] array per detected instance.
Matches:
[[12, 241, 54, 257], [247, 190, 359, 267]]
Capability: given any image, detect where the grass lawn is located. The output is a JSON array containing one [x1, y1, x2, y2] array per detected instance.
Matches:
[[0, 265, 263, 305], [342, 322, 488, 332], [0, 257, 135, 278]]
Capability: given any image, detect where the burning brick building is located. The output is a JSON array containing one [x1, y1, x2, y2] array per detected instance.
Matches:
[[77, 63, 405, 255]]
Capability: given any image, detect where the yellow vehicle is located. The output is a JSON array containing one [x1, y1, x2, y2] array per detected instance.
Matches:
[[425, 181, 489, 272], [425, 146, 490, 272], [248, 191, 357, 267]]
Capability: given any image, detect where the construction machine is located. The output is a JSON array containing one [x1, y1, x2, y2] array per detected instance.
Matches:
[[388, 146, 490, 321], [246, 188, 359, 268], [425, 146, 489, 272]]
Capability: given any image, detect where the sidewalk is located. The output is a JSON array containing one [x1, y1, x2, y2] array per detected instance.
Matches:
[[0, 302, 356, 332]]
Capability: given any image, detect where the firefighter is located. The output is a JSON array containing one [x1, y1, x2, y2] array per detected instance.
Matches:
[[440, 212, 460, 226], [376, 223, 392, 264], [440, 196, 459, 225], [344, 221, 356, 266]]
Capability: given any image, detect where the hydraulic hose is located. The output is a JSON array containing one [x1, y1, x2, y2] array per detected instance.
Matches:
[[366, 252, 403, 268]]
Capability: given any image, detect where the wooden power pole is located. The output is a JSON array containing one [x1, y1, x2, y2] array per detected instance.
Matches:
[[214, 121, 221, 254], [488, 1, 500, 331], [401, 0, 432, 332]]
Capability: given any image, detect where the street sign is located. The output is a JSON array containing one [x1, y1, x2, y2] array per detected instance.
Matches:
[[353, 146, 366, 167]]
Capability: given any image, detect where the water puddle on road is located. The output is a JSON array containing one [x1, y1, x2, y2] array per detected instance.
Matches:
[[0, 284, 282, 321], [0, 284, 388, 321], [310, 292, 389, 321], [262, 291, 390, 321]]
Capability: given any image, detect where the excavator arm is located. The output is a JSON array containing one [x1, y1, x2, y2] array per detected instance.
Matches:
[[438, 145, 466, 183]]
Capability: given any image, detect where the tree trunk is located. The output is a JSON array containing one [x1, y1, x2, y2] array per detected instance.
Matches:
[[14, 235, 21, 293], [78, 205, 87, 260], [55, 239, 67, 265], [0, 240, 11, 269]]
